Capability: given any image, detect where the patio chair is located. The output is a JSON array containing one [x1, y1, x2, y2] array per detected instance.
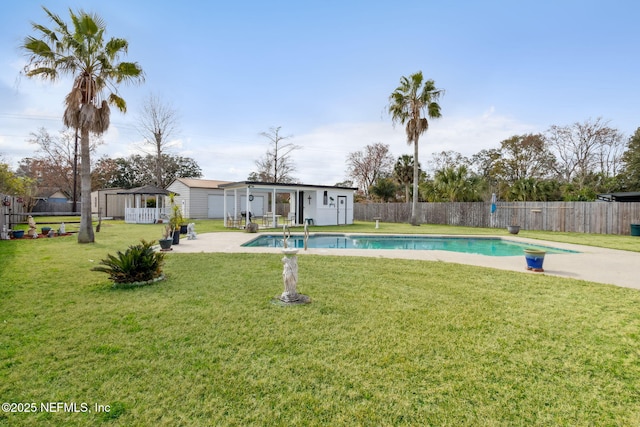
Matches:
[[227, 212, 240, 228], [288, 212, 296, 225]]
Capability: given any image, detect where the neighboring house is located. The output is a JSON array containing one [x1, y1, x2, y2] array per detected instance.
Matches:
[[32, 187, 72, 213], [597, 192, 640, 202]]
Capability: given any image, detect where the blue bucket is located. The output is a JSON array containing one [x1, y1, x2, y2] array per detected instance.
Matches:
[[524, 249, 546, 272]]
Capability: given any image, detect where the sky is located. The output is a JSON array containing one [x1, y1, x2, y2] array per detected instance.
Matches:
[[1, 1, 638, 185]]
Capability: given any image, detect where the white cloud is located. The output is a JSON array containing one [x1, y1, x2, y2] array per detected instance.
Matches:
[[192, 108, 536, 185]]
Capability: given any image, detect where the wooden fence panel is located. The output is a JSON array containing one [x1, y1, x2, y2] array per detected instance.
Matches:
[[354, 201, 640, 235], [1, 194, 26, 232]]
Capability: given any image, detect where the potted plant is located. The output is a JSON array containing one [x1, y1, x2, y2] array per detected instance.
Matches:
[[507, 209, 520, 234], [159, 225, 173, 251], [168, 193, 183, 245], [524, 248, 546, 272]]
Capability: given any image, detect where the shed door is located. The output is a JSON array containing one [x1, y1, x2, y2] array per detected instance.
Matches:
[[337, 196, 347, 225]]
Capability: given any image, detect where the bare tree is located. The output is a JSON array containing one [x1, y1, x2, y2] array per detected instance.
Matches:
[[251, 126, 300, 183], [346, 142, 395, 197], [427, 150, 469, 176], [547, 118, 625, 189], [27, 127, 102, 210], [137, 94, 180, 187]]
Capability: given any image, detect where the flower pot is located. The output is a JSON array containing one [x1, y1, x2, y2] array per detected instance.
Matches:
[[524, 248, 546, 272], [631, 224, 640, 236], [159, 238, 173, 251], [12, 230, 25, 239], [172, 231, 180, 245], [507, 225, 520, 234], [41, 227, 52, 234], [180, 224, 188, 234]]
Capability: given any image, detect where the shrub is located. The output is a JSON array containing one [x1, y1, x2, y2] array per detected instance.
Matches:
[[92, 240, 165, 285]]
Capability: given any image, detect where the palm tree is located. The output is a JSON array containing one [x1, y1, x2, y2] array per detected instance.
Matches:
[[21, 7, 144, 243], [389, 71, 443, 225], [393, 154, 418, 203]]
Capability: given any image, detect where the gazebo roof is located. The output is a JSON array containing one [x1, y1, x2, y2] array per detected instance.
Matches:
[[117, 185, 176, 196]]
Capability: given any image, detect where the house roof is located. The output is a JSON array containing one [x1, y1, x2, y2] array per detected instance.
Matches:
[[117, 185, 174, 195], [218, 181, 358, 191], [35, 187, 71, 199], [597, 192, 640, 202], [171, 178, 233, 189]]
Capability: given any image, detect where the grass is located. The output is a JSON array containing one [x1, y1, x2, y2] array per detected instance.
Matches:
[[1, 220, 640, 425]]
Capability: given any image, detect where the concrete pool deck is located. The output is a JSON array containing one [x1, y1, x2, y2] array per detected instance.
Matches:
[[168, 232, 640, 291]]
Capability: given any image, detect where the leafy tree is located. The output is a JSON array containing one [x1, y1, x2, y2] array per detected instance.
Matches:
[[0, 162, 38, 210], [370, 177, 398, 202], [0, 163, 22, 195], [250, 126, 299, 183], [334, 179, 354, 188], [92, 154, 202, 189], [495, 134, 556, 184], [137, 94, 180, 187], [621, 127, 640, 190], [346, 142, 395, 197], [388, 71, 443, 225], [21, 7, 144, 243]]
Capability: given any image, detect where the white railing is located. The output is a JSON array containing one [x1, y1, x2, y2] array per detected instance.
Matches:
[[125, 207, 169, 224]]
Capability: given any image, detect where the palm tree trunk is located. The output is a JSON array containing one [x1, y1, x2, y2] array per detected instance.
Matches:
[[410, 138, 420, 225], [77, 128, 95, 243]]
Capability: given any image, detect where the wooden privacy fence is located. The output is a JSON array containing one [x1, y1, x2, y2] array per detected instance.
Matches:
[[355, 201, 640, 235], [1, 194, 26, 232]]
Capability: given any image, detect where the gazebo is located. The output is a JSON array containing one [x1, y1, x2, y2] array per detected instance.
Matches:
[[119, 185, 174, 224]]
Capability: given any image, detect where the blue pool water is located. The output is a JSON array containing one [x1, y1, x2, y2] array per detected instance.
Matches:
[[242, 234, 578, 257]]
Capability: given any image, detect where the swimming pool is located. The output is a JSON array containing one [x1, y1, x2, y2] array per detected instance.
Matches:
[[242, 234, 578, 257]]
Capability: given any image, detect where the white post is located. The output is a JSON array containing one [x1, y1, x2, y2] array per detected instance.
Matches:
[[272, 187, 277, 227], [223, 188, 227, 227]]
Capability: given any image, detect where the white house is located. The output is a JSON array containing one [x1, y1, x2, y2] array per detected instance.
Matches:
[[165, 178, 356, 226], [219, 181, 357, 227]]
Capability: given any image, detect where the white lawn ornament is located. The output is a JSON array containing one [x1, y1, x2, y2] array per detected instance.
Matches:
[[187, 223, 197, 240]]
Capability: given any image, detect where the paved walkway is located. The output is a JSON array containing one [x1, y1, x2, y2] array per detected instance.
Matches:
[[169, 232, 640, 291]]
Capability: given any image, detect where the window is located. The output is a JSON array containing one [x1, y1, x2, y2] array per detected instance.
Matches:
[[323, 191, 328, 205]]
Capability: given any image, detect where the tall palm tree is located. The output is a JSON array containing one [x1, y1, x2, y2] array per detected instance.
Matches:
[[389, 71, 443, 225], [21, 7, 144, 243]]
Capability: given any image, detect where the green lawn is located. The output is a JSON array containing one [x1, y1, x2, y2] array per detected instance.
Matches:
[[1, 220, 640, 426]]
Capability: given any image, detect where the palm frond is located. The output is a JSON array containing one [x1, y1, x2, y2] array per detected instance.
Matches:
[[108, 93, 127, 113], [105, 38, 129, 58]]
